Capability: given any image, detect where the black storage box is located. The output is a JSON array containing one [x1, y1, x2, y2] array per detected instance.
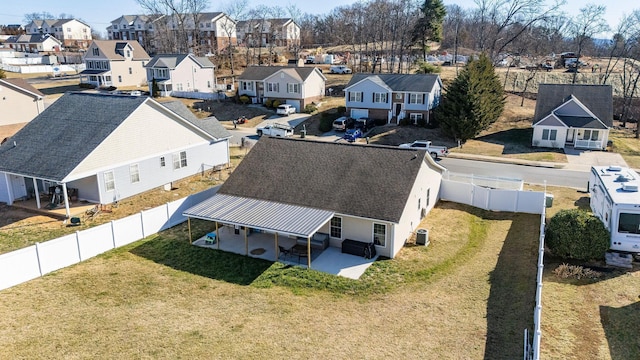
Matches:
[[342, 239, 376, 258]]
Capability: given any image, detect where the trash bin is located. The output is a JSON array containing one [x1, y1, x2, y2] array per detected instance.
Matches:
[[416, 228, 429, 246], [300, 129, 306, 138], [545, 193, 554, 208]]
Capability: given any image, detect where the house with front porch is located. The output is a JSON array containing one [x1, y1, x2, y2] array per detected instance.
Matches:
[[79, 40, 150, 88], [532, 84, 613, 150], [183, 137, 446, 268], [0, 92, 231, 218], [5, 34, 63, 53], [344, 74, 442, 124], [237, 65, 325, 112], [145, 54, 216, 97]]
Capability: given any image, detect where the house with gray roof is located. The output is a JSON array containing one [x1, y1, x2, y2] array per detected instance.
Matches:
[[5, 34, 63, 53], [24, 18, 92, 49], [0, 78, 45, 127], [183, 136, 445, 261], [145, 54, 216, 97], [238, 65, 326, 112], [532, 84, 613, 150], [344, 74, 442, 125], [79, 40, 150, 88], [0, 93, 231, 218]]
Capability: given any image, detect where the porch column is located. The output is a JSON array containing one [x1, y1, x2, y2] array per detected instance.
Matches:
[[32, 178, 41, 209], [215, 221, 220, 250], [244, 227, 248, 256], [61, 183, 71, 218], [274, 233, 279, 261], [4, 173, 14, 205], [307, 236, 311, 269]]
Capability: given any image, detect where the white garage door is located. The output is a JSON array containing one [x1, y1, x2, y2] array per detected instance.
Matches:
[[285, 100, 301, 112], [350, 109, 369, 119]]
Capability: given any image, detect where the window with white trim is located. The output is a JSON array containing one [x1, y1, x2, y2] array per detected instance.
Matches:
[[129, 164, 140, 183], [373, 92, 388, 103], [542, 129, 557, 141], [128, 67, 132, 74], [330, 216, 342, 238], [409, 113, 423, 121], [373, 223, 386, 246], [241, 81, 253, 91], [173, 151, 187, 169], [395, 93, 402, 100], [267, 82, 279, 92], [287, 83, 300, 93], [104, 171, 115, 192], [348, 91, 363, 102], [583, 129, 598, 140], [160, 157, 165, 167], [409, 93, 424, 104]]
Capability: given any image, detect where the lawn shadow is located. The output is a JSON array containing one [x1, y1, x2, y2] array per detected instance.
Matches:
[[484, 212, 538, 359], [475, 128, 564, 156], [600, 302, 640, 360], [129, 226, 272, 286]]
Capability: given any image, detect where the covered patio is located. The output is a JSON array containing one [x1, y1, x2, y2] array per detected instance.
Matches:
[[183, 193, 378, 279], [79, 69, 112, 87]]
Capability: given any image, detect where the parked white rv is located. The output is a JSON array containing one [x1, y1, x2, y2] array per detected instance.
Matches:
[[589, 165, 640, 253]]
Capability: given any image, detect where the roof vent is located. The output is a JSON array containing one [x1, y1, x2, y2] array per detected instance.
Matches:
[[622, 183, 639, 192], [608, 165, 622, 172]]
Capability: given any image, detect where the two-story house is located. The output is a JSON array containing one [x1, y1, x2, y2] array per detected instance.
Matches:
[[145, 54, 216, 96], [79, 40, 151, 88], [24, 19, 92, 49], [236, 18, 300, 48], [108, 15, 157, 53], [344, 74, 442, 125], [237, 65, 325, 112], [195, 12, 237, 54]]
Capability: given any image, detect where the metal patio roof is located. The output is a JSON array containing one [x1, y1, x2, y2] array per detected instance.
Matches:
[[183, 194, 335, 238]]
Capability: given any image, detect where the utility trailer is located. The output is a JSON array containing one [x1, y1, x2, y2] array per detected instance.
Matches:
[[589, 165, 640, 253]]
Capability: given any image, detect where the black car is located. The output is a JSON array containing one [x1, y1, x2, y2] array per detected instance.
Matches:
[[354, 118, 375, 132]]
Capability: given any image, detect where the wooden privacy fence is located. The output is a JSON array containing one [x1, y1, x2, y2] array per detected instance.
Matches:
[[0, 187, 217, 291]]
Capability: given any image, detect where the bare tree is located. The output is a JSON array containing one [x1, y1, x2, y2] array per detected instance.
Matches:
[[221, 0, 248, 74], [568, 4, 610, 84], [23, 12, 54, 22]]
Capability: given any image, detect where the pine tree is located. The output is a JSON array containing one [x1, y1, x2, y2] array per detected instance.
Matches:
[[151, 78, 160, 98], [412, 0, 446, 61], [436, 54, 505, 143]]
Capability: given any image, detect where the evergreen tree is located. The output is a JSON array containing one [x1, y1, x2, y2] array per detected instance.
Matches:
[[436, 54, 505, 143], [151, 78, 160, 98], [412, 0, 446, 61]]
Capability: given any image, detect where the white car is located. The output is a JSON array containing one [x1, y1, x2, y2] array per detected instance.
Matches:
[[276, 104, 296, 116], [330, 65, 352, 74]]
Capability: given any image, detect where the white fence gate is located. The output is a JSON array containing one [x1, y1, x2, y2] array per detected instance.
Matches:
[[0, 187, 218, 291]]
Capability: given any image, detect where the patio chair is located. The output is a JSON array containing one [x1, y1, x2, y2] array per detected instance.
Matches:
[[278, 245, 291, 260]]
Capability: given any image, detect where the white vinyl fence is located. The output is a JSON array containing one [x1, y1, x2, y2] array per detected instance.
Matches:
[[0, 63, 85, 74], [526, 204, 546, 360], [0, 187, 218, 291], [440, 178, 545, 214], [171, 91, 227, 101]]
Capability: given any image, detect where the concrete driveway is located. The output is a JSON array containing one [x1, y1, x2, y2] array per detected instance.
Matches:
[[563, 147, 628, 170]]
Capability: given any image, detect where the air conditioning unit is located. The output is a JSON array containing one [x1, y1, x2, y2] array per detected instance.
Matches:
[[622, 183, 639, 192]]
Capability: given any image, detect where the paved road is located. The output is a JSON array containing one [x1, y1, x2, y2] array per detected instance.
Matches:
[[439, 157, 590, 189]]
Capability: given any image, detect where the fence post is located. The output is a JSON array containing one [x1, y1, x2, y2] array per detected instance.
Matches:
[[140, 211, 145, 239], [111, 220, 117, 249], [75, 231, 82, 261], [34, 242, 43, 276]]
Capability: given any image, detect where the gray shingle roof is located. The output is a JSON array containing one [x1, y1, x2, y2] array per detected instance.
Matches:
[[6, 34, 61, 45], [534, 84, 613, 127], [238, 66, 319, 81], [145, 54, 214, 69], [92, 40, 150, 61], [556, 115, 608, 129], [345, 74, 441, 93], [218, 137, 431, 223], [0, 79, 44, 98], [159, 100, 231, 140], [0, 93, 147, 181]]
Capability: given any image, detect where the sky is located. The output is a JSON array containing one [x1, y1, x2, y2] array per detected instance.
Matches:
[[0, 0, 634, 37]]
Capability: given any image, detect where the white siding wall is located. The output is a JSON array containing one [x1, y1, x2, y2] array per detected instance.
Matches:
[[318, 214, 395, 258], [345, 79, 390, 110], [532, 126, 567, 148], [0, 84, 43, 126], [110, 56, 147, 87], [69, 176, 100, 202], [70, 101, 210, 178], [172, 58, 215, 92], [264, 71, 303, 99], [301, 71, 325, 99], [238, 81, 257, 97], [95, 140, 228, 203], [393, 159, 443, 258]]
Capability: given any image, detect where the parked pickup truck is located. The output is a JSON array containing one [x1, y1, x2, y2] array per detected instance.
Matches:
[[399, 140, 449, 158], [256, 122, 294, 137]]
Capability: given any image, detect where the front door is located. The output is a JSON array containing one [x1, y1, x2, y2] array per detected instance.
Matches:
[[395, 103, 402, 116], [566, 128, 575, 143]]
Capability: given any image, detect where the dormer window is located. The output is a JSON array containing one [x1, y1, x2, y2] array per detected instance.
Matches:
[[92, 47, 99, 56], [126, 50, 131, 57]]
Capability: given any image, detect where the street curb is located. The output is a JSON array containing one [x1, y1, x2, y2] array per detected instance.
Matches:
[[447, 152, 565, 169]]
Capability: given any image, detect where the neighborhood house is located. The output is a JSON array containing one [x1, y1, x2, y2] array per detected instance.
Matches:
[[183, 137, 445, 266], [532, 84, 613, 150], [0, 78, 45, 127], [344, 73, 442, 125], [79, 40, 150, 88], [0, 93, 231, 218], [145, 54, 216, 97]]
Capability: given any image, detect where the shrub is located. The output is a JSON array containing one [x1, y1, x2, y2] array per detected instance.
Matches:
[[337, 106, 346, 115], [303, 104, 317, 114], [399, 118, 412, 126], [239, 95, 250, 104], [416, 117, 427, 127], [553, 263, 602, 280], [319, 113, 334, 132], [374, 118, 386, 126], [546, 209, 610, 261], [272, 100, 281, 108], [265, 99, 273, 108], [79, 83, 96, 89]]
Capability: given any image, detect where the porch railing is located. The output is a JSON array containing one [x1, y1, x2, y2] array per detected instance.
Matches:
[[573, 139, 603, 150]]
